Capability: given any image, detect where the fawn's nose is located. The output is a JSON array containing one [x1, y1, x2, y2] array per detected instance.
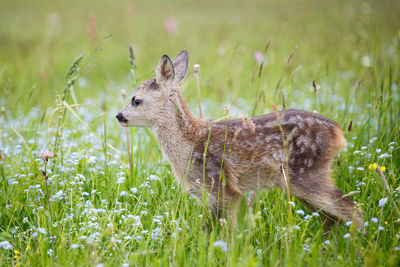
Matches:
[[116, 112, 128, 123]]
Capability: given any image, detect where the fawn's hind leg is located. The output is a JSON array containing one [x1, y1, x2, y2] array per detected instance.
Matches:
[[291, 175, 362, 228]]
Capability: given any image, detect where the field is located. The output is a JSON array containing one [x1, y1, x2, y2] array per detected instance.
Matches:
[[1, 0, 400, 265]]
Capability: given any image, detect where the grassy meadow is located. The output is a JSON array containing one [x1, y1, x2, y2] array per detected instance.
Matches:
[[1, 0, 400, 265]]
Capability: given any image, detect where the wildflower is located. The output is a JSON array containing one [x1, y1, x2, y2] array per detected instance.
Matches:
[[224, 104, 230, 114], [324, 240, 330, 245], [343, 233, 350, 239], [369, 163, 386, 172], [147, 175, 160, 181], [378, 226, 384, 231], [378, 153, 391, 159], [71, 244, 79, 249], [303, 244, 311, 252], [361, 55, 371, 67], [151, 228, 162, 240], [253, 51, 264, 64], [369, 163, 377, 170], [296, 209, 305, 216], [119, 191, 128, 196], [378, 198, 388, 207], [0, 241, 12, 249], [41, 150, 54, 158], [288, 201, 296, 208], [164, 17, 177, 34], [213, 240, 229, 251], [117, 177, 126, 184], [130, 187, 138, 194], [37, 228, 47, 234], [370, 217, 378, 223]]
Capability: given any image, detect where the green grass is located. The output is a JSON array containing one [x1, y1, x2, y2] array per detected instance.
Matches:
[[1, 0, 400, 266]]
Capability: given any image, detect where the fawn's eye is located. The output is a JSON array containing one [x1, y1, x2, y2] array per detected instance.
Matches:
[[132, 97, 142, 107]]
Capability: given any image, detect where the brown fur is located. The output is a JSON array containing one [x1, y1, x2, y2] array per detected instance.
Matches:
[[117, 50, 363, 230]]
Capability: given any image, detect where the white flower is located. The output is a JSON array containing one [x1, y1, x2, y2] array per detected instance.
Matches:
[[343, 233, 350, 239], [213, 240, 229, 251], [87, 156, 97, 164], [0, 241, 13, 250], [303, 244, 311, 252], [361, 55, 371, 67], [357, 167, 365, 171], [117, 177, 126, 184], [50, 190, 64, 201], [288, 201, 296, 208], [370, 217, 378, 223], [37, 227, 47, 234], [47, 249, 53, 256], [296, 209, 305, 216], [130, 187, 138, 194], [119, 191, 129, 196], [378, 226, 384, 231], [324, 240, 330, 245], [378, 153, 391, 159], [151, 228, 162, 240], [378, 198, 388, 207], [147, 175, 160, 181], [70, 244, 79, 249], [345, 221, 352, 226]]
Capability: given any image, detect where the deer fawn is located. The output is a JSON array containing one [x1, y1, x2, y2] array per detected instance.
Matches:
[[116, 50, 362, 230]]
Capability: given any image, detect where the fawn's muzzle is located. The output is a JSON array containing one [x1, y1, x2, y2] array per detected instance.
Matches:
[[116, 112, 128, 123]]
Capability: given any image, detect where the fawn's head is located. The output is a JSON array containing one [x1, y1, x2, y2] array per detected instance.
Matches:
[[116, 50, 189, 127]]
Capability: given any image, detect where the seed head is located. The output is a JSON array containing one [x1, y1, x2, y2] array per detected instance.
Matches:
[[193, 64, 200, 75]]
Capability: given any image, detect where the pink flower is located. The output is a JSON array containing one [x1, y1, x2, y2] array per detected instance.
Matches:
[[253, 51, 264, 64], [41, 150, 54, 157], [164, 17, 177, 34]]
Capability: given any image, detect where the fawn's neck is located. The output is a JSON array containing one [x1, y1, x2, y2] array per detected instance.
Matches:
[[152, 89, 204, 181]]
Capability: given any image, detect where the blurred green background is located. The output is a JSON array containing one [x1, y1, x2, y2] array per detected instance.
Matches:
[[1, 0, 399, 116], [1, 1, 400, 265]]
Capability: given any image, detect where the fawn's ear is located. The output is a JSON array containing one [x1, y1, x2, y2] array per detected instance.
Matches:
[[172, 50, 189, 84], [155, 54, 175, 87]]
